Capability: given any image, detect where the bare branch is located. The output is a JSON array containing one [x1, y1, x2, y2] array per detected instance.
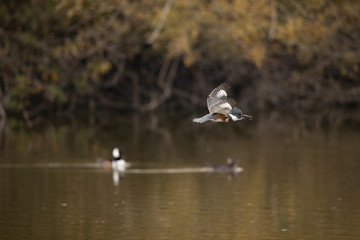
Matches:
[[0, 101, 6, 130], [147, 0, 175, 44], [268, 0, 278, 40], [139, 58, 179, 111]]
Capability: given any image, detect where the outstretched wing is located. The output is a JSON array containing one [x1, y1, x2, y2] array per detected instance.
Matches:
[[207, 83, 236, 114], [208, 98, 236, 115], [208, 82, 230, 100]]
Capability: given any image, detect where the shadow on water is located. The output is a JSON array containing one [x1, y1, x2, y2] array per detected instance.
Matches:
[[1, 110, 360, 239]]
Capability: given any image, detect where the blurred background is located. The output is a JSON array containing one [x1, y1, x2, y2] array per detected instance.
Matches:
[[0, 0, 359, 127]]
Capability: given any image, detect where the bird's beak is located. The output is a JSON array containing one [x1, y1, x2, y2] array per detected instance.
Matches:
[[242, 114, 253, 120]]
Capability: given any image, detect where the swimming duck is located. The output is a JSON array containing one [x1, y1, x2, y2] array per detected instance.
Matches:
[[96, 147, 128, 171], [205, 156, 240, 173], [109, 147, 127, 171], [193, 83, 253, 123]]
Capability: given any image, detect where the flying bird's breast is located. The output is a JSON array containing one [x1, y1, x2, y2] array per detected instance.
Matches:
[[213, 113, 229, 122]]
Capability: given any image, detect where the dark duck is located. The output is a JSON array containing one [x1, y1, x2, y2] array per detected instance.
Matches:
[[206, 156, 240, 173]]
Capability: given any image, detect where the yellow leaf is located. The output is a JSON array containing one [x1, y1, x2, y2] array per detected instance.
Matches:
[[99, 62, 112, 74]]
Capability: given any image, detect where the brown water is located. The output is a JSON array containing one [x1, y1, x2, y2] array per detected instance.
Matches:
[[1, 112, 360, 239]]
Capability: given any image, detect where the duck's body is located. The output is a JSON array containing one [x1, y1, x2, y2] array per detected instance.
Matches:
[[206, 157, 239, 173], [111, 159, 127, 171], [193, 83, 253, 123]]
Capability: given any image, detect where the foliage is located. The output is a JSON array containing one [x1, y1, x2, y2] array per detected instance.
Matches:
[[0, 0, 360, 124]]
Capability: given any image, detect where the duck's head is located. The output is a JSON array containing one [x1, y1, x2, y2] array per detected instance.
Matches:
[[112, 147, 123, 159], [226, 156, 239, 167]]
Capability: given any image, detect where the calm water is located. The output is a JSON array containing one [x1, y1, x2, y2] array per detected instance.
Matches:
[[1, 112, 360, 239]]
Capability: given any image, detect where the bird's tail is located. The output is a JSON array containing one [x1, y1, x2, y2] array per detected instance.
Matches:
[[193, 114, 214, 123]]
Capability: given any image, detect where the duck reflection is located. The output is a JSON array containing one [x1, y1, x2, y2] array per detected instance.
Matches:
[[112, 169, 124, 186]]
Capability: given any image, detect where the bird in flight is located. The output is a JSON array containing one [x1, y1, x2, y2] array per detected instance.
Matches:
[[193, 83, 253, 123]]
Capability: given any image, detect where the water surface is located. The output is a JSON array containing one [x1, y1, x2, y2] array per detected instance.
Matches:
[[1, 112, 360, 239]]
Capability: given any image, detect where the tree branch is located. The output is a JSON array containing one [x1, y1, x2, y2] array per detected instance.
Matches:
[[147, 0, 175, 44], [0, 101, 7, 130], [139, 58, 179, 111]]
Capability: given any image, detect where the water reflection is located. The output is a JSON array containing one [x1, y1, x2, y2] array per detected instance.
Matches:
[[1, 111, 360, 239], [112, 170, 123, 186]]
